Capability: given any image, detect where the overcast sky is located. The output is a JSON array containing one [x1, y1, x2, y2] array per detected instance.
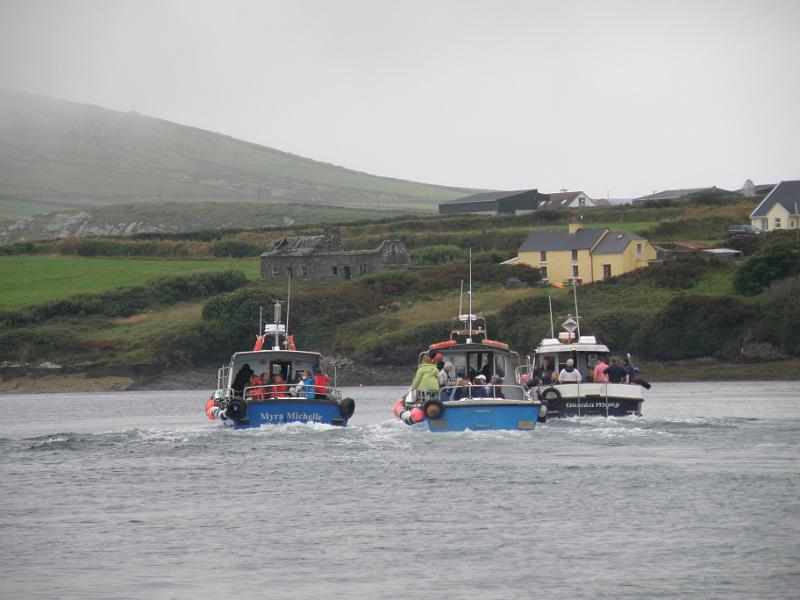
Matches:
[[1, 0, 798, 198]]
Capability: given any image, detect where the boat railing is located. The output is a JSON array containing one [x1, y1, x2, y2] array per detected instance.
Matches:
[[243, 383, 340, 401], [436, 383, 529, 402], [217, 366, 230, 392]]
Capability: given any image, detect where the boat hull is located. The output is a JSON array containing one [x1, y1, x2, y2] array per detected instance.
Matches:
[[224, 398, 349, 428], [425, 399, 540, 432], [539, 383, 644, 418]]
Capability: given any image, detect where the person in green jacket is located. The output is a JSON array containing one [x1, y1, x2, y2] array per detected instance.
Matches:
[[411, 355, 441, 394]]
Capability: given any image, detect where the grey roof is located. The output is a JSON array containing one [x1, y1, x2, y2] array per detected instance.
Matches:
[[441, 189, 536, 205], [592, 231, 646, 255], [633, 186, 730, 203], [518, 228, 607, 252], [261, 231, 347, 257], [750, 180, 800, 217]]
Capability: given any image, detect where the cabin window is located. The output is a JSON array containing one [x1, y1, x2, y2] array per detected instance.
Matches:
[[572, 265, 579, 278], [603, 264, 611, 279], [571, 249, 578, 261], [331, 266, 338, 276], [271, 265, 279, 278], [540, 251, 547, 262], [301, 265, 308, 278]]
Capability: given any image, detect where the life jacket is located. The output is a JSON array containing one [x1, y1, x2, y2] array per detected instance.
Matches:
[[273, 380, 287, 396], [313, 373, 329, 394], [250, 375, 267, 400]]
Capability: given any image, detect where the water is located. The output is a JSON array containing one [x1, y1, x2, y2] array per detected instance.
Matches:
[[1, 382, 798, 599]]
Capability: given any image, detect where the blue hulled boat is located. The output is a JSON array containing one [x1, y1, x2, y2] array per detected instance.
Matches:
[[204, 302, 355, 428], [394, 312, 545, 432]]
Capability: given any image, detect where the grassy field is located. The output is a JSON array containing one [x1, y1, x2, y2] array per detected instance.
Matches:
[[0, 256, 260, 310]]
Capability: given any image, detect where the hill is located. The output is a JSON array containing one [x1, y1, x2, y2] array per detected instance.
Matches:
[[0, 89, 471, 222]]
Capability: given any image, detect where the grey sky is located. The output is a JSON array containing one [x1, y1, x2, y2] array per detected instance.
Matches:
[[1, 0, 798, 198]]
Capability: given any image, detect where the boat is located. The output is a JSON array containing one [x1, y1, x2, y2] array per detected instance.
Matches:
[[204, 300, 355, 428], [527, 288, 646, 418], [394, 262, 545, 432]]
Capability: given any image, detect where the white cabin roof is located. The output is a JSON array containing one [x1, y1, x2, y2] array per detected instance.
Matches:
[[535, 336, 609, 354]]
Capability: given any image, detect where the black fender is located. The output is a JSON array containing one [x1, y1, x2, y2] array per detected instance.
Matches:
[[225, 398, 248, 420], [539, 386, 561, 405], [423, 398, 445, 420], [634, 378, 652, 390], [338, 397, 356, 420]]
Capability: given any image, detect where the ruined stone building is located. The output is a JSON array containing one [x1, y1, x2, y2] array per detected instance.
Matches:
[[259, 229, 409, 281]]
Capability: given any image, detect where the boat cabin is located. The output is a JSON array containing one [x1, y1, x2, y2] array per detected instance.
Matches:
[[533, 335, 610, 382], [225, 350, 325, 396]]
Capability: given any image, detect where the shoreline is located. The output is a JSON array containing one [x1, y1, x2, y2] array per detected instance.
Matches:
[[1, 357, 799, 394]]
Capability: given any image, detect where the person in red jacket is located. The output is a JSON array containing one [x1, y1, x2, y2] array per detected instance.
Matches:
[[313, 370, 330, 399], [272, 374, 288, 397], [249, 374, 267, 400]]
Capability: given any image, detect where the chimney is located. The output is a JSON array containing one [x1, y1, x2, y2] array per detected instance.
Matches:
[[568, 222, 580, 234]]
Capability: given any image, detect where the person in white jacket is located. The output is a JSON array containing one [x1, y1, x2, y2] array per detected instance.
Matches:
[[558, 358, 582, 383]]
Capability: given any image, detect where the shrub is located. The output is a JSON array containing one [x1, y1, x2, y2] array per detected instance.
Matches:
[[474, 249, 514, 264], [211, 240, 262, 258], [755, 274, 800, 356], [409, 244, 468, 265], [732, 241, 800, 296], [637, 294, 756, 360]]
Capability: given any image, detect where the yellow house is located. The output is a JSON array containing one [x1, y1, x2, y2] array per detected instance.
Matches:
[[516, 224, 657, 284], [749, 180, 800, 232]]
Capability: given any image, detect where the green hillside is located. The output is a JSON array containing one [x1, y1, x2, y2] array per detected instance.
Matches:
[[0, 89, 471, 220]]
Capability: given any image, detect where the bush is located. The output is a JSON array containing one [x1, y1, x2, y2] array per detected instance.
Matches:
[[474, 249, 514, 264], [637, 294, 756, 360], [409, 244, 468, 265], [732, 241, 800, 296], [755, 275, 800, 356], [211, 240, 262, 258], [418, 263, 541, 292]]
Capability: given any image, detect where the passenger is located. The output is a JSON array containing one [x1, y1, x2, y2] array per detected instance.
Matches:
[[603, 357, 629, 384], [438, 361, 455, 387], [450, 372, 473, 400], [623, 356, 637, 384], [593, 357, 609, 383], [301, 369, 315, 399], [434, 352, 445, 371], [490, 374, 505, 399], [558, 358, 582, 383], [472, 374, 489, 397], [313, 370, 330, 399], [289, 372, 304, 396], [540, 358, 555, 385], [272, 374, 287, 397], [249, 373, 267, 400], [411, 355, 440, 400]]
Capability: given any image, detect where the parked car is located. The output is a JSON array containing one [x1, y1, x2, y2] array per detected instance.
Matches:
[[728, 224, 760, 236]]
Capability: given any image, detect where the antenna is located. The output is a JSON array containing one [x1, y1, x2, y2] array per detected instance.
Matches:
[[468, 247, 473, 342], [459, 280, 464, 316], [285, 270, 292, 339], [258, 305, 263, 338], [273, 300, 282, 350], [548, 295, 555, 339], [572, 281, 581, 339]]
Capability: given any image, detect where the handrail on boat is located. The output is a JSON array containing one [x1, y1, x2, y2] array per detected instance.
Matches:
[[242, 383, 342, 401]]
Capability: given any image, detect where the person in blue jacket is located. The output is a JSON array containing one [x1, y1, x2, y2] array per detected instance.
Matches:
[[301, 369, 315, 399]]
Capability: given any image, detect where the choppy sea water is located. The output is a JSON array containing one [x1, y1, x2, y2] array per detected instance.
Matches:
[[1, 382, 798, 600]]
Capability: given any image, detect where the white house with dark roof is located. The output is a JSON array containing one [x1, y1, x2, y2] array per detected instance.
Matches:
[[543, 191, 598, 209], [515, 223, 657, 284], [749, 180, 800, 232]]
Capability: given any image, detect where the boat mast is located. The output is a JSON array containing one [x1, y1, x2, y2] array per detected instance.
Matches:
[[285, 270, 292, 342], [548, 295, 555, 339], [467, 247, 473, 343], [572, 281, 581, 340], [273, 300, 282, 350]]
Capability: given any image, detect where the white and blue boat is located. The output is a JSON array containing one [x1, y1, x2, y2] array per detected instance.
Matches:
[[204, 301, 355, 428], [394, 267, 544, 432]]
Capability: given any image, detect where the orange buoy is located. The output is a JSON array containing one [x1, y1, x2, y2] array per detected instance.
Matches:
[[205, 398, 217, 420]]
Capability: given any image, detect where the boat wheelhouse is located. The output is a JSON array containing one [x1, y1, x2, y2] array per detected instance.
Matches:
[[204, 302, 355, 428]]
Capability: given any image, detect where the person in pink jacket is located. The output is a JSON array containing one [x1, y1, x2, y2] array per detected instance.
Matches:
[[593, 357, 609, 383]]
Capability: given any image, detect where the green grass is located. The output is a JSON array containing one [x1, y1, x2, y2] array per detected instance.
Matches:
[[0, 255, 260, 310]]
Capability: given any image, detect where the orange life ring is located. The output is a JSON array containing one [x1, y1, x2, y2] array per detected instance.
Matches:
[[429, 340, 457, 350], [482, 339, 509, 350]]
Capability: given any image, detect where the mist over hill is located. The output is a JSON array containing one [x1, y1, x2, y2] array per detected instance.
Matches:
[[0, 89, 473, 233]]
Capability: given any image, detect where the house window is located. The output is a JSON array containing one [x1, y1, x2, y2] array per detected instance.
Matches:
[[791, 219, 797, 229], [301, 265, 308, 278], [571, 249, 578, 261], [360, 264, 368, 275], [572, 265, 579, 278], [762, 218, 768, 231], [775, 217, 782, 229], [540, 266, 547, 279], [603, 264, 612, 279], [540, 251, 547, 262], [332, 266, 338, 276], [271, 265, 279, 278], [637, 243, 642, 254]]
